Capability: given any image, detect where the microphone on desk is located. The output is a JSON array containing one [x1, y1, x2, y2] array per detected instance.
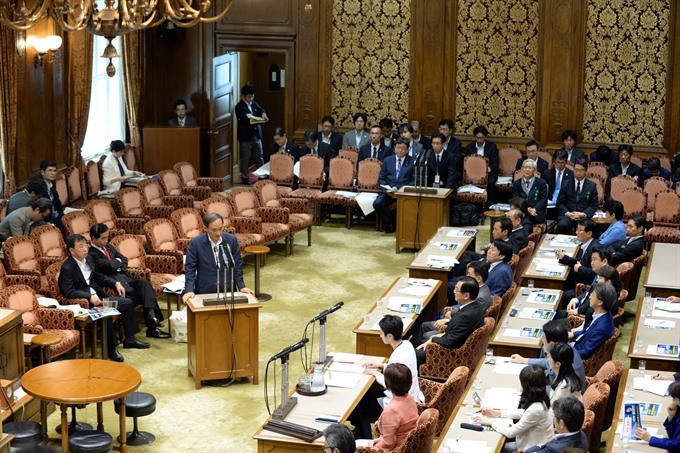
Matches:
[[224, 243, 236, 266], [309, 301, 344, 323], [269, 338, 309, 362], [213, 245, 220, 269], [220, 244, 230, 268]]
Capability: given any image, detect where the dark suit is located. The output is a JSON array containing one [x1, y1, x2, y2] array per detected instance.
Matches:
[[58, 256, 137, 353], [512, 177, 548, 224], [358, 143, 391, 163], [415, 135, 431, 150], [265, 140, 298, 163], [380, 132, 400, 152], [515, 157, 549, 177], [296, 141, 334, 166], [424, 150, 458, 189], [41, 179, 64, 230], [561, 147, 586, 164], [185, 232, 245, 295], [168, 116, 198, 127], [373, 154, 415, 231], [235, 99, 267, 179], [6, 190, 32, 215], [442, 136, 462, 157], [545, 167, 574, 202], [525, 431, 589, 453], [609, 236, 644, 266], [558, 238, 601, 286], [509, 228, 529, 254], [608, 162, 642, 180], [320, 132, 343, 153], [639, 167, 672, 187], [555, 178, 599, 234], [89, 245, 164, 325]]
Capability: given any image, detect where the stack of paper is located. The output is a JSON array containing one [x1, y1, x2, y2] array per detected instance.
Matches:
[[633, 377, 671, 396], [480, 388, 520, 410], [328, 361, 364, 374], [426, 255, 459, 268], [323, 371, 361, 389], [457, 184, 486, 194], [655, 299, 680, 312], [526, 292, 559, 305], [493, 361, 527, 375], [644, 318, 676, 329], [535, 257, 560, 266], [252, 162, 270, 177], [651, 309, 680, 320], [517, 307, 555, 320], [446, 229, 476, 238], [335, 190, 358, 198], [446, 439, 492, 453], [328, 352, 363, 363], [355, 192, 378, 215], [163, 275, 186, 293], [37, 297, 59, 308], [535, 263, 565, 273], [646, 344, 680, 357]]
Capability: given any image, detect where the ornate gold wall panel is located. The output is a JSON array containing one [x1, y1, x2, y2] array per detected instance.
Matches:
[[330, 0, 411, 127], [582, 0, 669, 146], [454, 0, 539, 138]]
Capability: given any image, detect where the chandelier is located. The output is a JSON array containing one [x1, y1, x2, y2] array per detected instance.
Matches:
[[0, 0, 234, 76]]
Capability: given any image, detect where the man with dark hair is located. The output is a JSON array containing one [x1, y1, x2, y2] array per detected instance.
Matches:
[[556, 219, 600, 287], [525, 397, 588, 452], [7, 180, 48, 215], [486, 240, 514, 297], [379, 117, 399, 151], [58, 234, 148, 362], [609, 144, 641, 180], [609, 215, 646, 265], [88, 223, 170, 339], [398, 122, 423, 159], [423, 132, 458, 189], [640, 156, 672, 187], [598, 199, 626, 247], [409, 120, 431, 150], [373, 139, 414, 233], [358, 125, 391, 163], [514, 140, 549, 176], [297, 129, 334, 165], [507, 209, 529, 253], [569, 282, 616, 359], [265, 127, 298, 163], [39, 159, 64, 230], [342, 112, 370, 149], [322, 424, 356, 453], [591, 144, 619, 167], [319, 115, 342, 152], [555, 157, 598, 234], [511, 320, 586, 391], [168, 99, 198, 127], [560, 130, 585, 163], [0, 198, 52, 243], [559, 246, 612, 311], [235, 84, 268, 185], [414, 276, 484, 363], [462, 125, 499, 203], [437, 119, 462, 156], [513, 158, 548, 224], [545, 149, 574, 210]]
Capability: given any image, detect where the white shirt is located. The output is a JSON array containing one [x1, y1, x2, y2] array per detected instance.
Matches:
[[321, 133, 332, 145], [375, 341, 424, 406], [489, 261, 501, 272], [476, 143, 485, 156], [209, 236, 224, 268], [74, 257, 97, 296], [580, 238, 593, 251]]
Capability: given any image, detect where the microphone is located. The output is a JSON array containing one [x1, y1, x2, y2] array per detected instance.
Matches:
[[310, 301, 344, 323], [220, 245, 230, 268], [269, 338, 309, 362], [224, 243, 235, 266], [213, 245, 220, 269]]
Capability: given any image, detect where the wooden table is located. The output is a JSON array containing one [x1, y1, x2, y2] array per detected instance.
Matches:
[[643, 242, 680, 298], [489, 287, 562, 358], [186, 293, 262, 388], [353, 277, 441, 357], [21, 359, 142, 453], [521, 234, 579, 289], [30, 333, 61, 365], [407, 227, 477, 308], [628, 296, 680, 372], [483, 210, 507, 242], [395, 186, 452, 253], [245, 245, 272, 302]]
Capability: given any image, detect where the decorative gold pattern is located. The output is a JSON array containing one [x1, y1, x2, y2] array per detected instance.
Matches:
[[583, 0, 669, 145], [455, 0, 538, 137], [330, 0, 410, 127]]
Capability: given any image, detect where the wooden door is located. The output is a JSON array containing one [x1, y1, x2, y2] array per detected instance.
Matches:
[[211, 52, 238, 186]]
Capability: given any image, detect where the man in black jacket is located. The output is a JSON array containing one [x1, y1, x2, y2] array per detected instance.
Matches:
[[265, 127, 298, 163], [556, 219, 601, 288], [319, 115, 343, 153], [235, 84, 268, 184], [610, 215, 646, 266], [555, 158, 599, 234], [39, 160, 64, 231], [512, 159, 548, 224]]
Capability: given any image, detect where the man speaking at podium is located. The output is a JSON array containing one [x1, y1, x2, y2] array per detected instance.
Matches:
[[182, 212, 254, 302]]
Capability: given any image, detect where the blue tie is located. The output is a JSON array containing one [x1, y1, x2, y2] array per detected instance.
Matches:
[[396, 158, 402, 179], [117, 158, 125, 177]]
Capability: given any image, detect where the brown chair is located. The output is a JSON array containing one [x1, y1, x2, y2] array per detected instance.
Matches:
[[583, 381, 610, 453], [610, 175, 638, 203], [537, 149, 553, 167], [338, 148, 359, 171], [199, 196, 265, 251], [115, 188, 172, 220], [31, 224, 68, 263], [54, 171, 70, 210], [288, 154, 325, 211], [170, 208, 205, 241], [268, 152, 295, 193], [500, 282, 517, 314], [455, 155, 488, 206], [627, 250, 647, 302], [656, 154, 672, 172], [0, 199, 7, 222], [484, 296, 502, 322], [591, 177, 605, 209], [316, 156, 357, 228], [138, 178, 195, 211], [420, 317, 495, 380], [62, 210, 96, 241], [619, 186, 646, 220], [144, 219, 188, 267], [417, 366, 469, 437], [356, 408, 439, 453], [586, 161, 608, 188], [646, 189, 680, 246], [515, 241, 535, 287], [585, 360, 623, 431], [85, 199, 143, 238], [173, 161, 224, 194], [616, 262, 634, 301], [496, 146, 522, 193], [66, 165, 87, 208], [0, 285, 80, 360], [0, 261, 41, 293], [44, 262, 90, 309], [527, 228, 541, 245], [254, 180, 313, 250], [581, 409, 595, 445], [356, 158, 382, 229], [2, 236, 50, 293], [86, 160, 103, 200], [158, 169, 212, 202], [644, 176, 671, 212]]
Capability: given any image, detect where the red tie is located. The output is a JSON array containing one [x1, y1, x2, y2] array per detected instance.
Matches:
[[103, 247, 111, 260]]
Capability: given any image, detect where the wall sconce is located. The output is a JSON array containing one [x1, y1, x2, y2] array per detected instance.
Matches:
[[33, 35, 62, 67]]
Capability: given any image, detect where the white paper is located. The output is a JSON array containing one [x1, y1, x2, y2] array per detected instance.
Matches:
[[651, 309, 680, 320], [56, 304, 90, 317], [63, 207, 84, 214], [293, 161, 300, 177], [335, 190, 358, 198], [654, 300, 680, 312], [535, 263, 566, 273], [324, 371, 361, 389], [535, 257, 560, 266], [398, 286, 432, 297], [526, 291, 560, 304], [481, 388, 521, 410], [496, 177, 513, 185], [517, 307, 555, 320], [328, 362, 364, 374], [328, 352, 363, 363], [503, 328, 522, 338], [646, 344, 680, 357], [633, 377, 671, 396], [37, 297, 59, 308], [380, 184, 397, 193], [457, 184, 485, 194], [355, 192, 378, 215], [407, 278, 439, 287], [446, 439, 492, 453], [163, 274, 186, 293], [446, 229, 476, 238], [252, 162, 270, 177], [644, 318, 677, 329], [426, 255, 459, 268], [614, 424, 660, 438], [493, 361, 527, 375], [387, 297, 423, 311]]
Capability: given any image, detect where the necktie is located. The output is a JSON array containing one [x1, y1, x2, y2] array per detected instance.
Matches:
[[577, 180, 582, 196], [524, 179, 530, 195], [117, 158, 125, 177], [552, 171, 562, 202], [396, 159, 402, 179], [103, 247, 111, 260], [312, 148, 317, 156], [436, 154, 441, 166], [372, 146, 377, 159]]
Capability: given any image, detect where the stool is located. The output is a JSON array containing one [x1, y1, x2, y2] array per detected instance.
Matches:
[[113, 392, 156, 445], [244, 245, 272, 301], [3, 421, 42, 448], [68, 430, 113, 453], [31, 333, 61, 366]]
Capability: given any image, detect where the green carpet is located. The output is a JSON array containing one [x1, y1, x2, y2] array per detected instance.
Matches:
[[43, 217, 637, 452]]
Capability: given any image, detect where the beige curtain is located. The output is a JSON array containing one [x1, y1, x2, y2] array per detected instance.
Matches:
[[0, 28, 18, 197], [122, 31, 144, 170]]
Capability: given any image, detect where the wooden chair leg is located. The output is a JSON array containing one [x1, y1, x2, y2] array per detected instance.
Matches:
[[290, 234, 295, 256], [307, 226, 312, 246]]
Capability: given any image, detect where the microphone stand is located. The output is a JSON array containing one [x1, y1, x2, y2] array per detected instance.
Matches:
[[318, 316, 332, 366], [272, 353, 297, 420]]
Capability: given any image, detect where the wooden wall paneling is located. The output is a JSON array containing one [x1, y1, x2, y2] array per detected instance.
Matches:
[[217, 0, 296, 36], [665, 0, 680, 156], [535, 0, 587, 149]]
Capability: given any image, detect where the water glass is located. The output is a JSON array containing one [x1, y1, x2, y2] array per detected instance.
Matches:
[[486, 348, 494, 362], [639, 360, 646, 374], [377, 298, 386, 310], [527, 279, 535, 289], [363, 314, 371, 327], [474, 378, 483, 390]]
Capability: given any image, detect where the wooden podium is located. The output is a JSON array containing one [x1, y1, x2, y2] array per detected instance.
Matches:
[[186, 294, 262, 389], [395, 186, 452, 253], [142, 126, 200, 175]]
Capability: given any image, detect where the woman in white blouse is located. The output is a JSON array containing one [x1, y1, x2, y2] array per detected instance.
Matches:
[[548, 341, 584, 404], [475, 365, 554, 452]]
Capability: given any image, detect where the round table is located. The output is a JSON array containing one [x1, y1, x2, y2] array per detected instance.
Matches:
[[22, 359, 142, 453], [483, 210, 507, 242], [245, 245, 272, 301], [31, 333, 61, 365]]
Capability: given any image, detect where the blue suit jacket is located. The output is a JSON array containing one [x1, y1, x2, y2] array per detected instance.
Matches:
[[184, 233, 245, 294], [379, 154, 415, 191], [487, 262, 513, 297], [572, 312, 615, 359], [525, 431, 588, 453]]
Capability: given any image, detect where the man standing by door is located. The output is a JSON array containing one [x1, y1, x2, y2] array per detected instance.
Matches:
[[235, 84, 268, 185]]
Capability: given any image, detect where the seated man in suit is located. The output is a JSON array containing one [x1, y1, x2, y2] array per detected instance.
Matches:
[[358, 125, 391, 163], [598, 199, 627, 247], [38, 159, 64, 231], [514, 140, 549, 177], [609, 214, 646, 266], [545, 150, 574, 209], [463, 125, 499, 203], [182, 212, 254, 302], [265, 127, 298, 163], [558, 245, 611, 310], [342, 112, 370, 149], [168, 98, 198, 127], [58, 234, 148, 362], [591, 144, 619, 167], [512, 159, 548, 225], [88, 223, 170, 339], [7, 180, 47, 215], [555, 158, 598, 234], [555, 219, 601, 288], [319, 115, 343, 153], [296, 129, 333, 163], [608, 144, 641, 181], [102, 140, 143, 192], [373, 139, 414, 234], [568, 282, 616, 359], [509, 197, 535, 237], [525, 397, 589, 452], [0, 198, 52, 244], [379, 117, 400, 151], [410, 120, 431, 151], [559, 130, 586, 164], [507, 209, 529, 252], [486, 240, 514, 297], [559, 262, 621, 323], [421, 132, 457, 190], [413, 276, 485, 363], [437, 119, 462, 157], [639, 156, 672, 187], [398, 123, 423, 159]]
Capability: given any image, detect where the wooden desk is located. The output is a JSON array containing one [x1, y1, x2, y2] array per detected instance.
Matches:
[[643, 243, 680, 298], [460, 356, 522, 408], [21, 359, 142, 453], [628, 296, 680, 372], [489, 287, 562, 358], [186, 293, 262, 389], [612, 369, 675, 426], [434, 404, 504, 453], [521, 234, 579, 289], [395, 186, 452, 253], [142, 126, 200, 176], [353, 277, 441, 357], [252, 355, 383, 453], [407, 227, 477, 308], [606, 419, 667, 452]]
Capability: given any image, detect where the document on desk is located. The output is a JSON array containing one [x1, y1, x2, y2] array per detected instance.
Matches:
[[329, 352, 364, 363], [252, 162, 270, 177], [614, 424, 659, 439], [481, 388, 520, 410], [324, 371, 361, 389], [534, 257, 560, 266], [503, 327, 542, 338], [535, 262, 566, 273], [655, 299, 680, 312], [163, 275, 186, 293], [433, 241, 460, 251], [426, 255, 459, 268], [328, 362, 365, 374], [634, 377, 671, 396], [644, 318, 676, 329], [646, 344, 680, 357], [407, 278, 439, 286], [493, 361, 528, 376], [651, 309, 680, 320], [355, 192, 378, 215], [517, 307, 555, 320], [398, 285, 431, 297], [446, 439, 492, 453], [387, 296, 423, 312], [446, 229, 476, 238], [526, 291, 559, 305]]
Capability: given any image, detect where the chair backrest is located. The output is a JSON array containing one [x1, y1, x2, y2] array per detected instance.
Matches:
[[644, 176, 670, 211], [657, 154, 671, 171], [110, 234, 146, 268], [528, 229, 541, 245], [586, 164, 608, 187], [589, 177, 605, 208], [55, 172, 69, 207], [66, 166, 83, 203], [0, 199, 7, 221], [581, 409, 595, 444], [200, 196, 234, 219], [630, 154, 642, 168], [144, 218, 181, 252], [583, 328, 620, 377], [628, 249, 647, 300], [618, 186, 646, 220], [253, 180, 281, 207], [484, 296, 502, 322], [338, 148, 359, 169], [583, 381, 611, 453], [327, 156, 354, 189], [610, 175, 638, 202], [86, 199, 118, 230], [86, 160, 102, 197], [418, 366, 469, 437], [537, 149, 553, 167], [0, 285, 39, 326], [158, 169, 185, 196], [500, 282, 517, 313], [228, 188, 260, 217], [31, 224, 67, 258], [652, 189, 680, 225], [173, 161, 200, 187], [170, 208, 205, 240], [269, 152, 295, 185], [357, 158, 381, 191], [517, 241, 535, 276], [115, 188, 145, 217], [124, 146, 136, 171], [589, 360, 623, 431], [298, 154, 325, 187], [2, 236, 39, 273], [463, 155, 489, 186], [393, 408, 439, 453], [138, 178, 167, 206], [62, 211, 94, 240], [616, 262, 634, 297], [498, 147, 521, 176]]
